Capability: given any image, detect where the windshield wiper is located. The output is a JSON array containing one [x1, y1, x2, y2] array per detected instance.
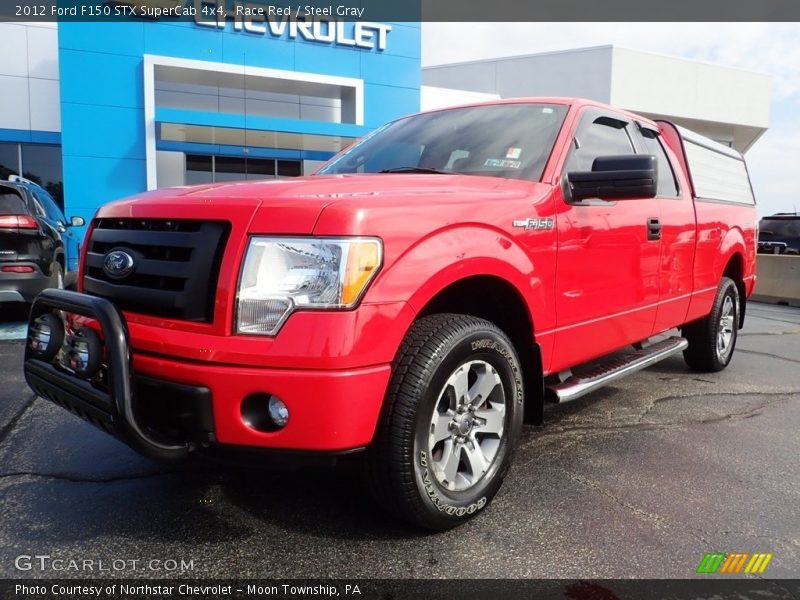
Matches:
[[379, 167, 451, 174]]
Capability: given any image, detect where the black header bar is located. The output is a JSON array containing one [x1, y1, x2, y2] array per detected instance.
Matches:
[[2, 0, 800, 22]]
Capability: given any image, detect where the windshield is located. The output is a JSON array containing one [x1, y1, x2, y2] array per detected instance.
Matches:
[[319, 103, 568, 182]]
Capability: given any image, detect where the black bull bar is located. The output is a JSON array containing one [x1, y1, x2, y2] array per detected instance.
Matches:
[[23, 288, 191, 460]]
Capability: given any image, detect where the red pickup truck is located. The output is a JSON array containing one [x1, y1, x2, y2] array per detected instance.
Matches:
[[24, 98, 757, 530]]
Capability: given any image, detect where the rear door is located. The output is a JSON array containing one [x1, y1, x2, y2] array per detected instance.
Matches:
[[633, 124, 697, 333], [550, 108, 661, 371]]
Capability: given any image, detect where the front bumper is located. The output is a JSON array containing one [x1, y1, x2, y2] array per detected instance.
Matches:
[[23, 290, 391, 461]]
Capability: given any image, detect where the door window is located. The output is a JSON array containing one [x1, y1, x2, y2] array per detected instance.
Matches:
[[28, 191, 47, 218], [638, 129, 680, 197], [35, 189, 67, 224], [565, 113, 635, 173]]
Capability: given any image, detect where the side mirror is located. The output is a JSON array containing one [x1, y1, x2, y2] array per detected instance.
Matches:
[[568, 154, 657, 201], [69, 216, 85, 227]]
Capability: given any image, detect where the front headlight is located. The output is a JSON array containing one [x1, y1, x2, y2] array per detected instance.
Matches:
[[236, 237, 383, 335]]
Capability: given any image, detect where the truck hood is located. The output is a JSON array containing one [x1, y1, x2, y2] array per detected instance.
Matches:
[[98, 173, 532, 234]]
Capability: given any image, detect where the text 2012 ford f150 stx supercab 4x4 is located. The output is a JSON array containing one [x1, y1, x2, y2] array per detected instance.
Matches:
[[23, 98, 757, 529]]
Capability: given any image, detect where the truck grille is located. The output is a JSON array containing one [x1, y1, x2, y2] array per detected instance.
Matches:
[[83, 219, 230, 322]]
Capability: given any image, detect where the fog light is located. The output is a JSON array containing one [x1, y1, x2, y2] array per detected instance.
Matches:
[[268, 396, 289, 428], [241, 393, 289, 432], [60, 327, 102, 379], [28, 313, 64, 360]]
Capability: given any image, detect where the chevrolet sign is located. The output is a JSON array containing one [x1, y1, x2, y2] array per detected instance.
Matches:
[[194, 0, 392, 51]]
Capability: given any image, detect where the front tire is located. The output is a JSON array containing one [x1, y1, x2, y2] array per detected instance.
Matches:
[[366, 314, 524, 530], [682, 276, 740, 372], [50, 261, 64, 290]]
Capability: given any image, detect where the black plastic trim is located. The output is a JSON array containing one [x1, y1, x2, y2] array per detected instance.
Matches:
[[84, 219, 230, 322]]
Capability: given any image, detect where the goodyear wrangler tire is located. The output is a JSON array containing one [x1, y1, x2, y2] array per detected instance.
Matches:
[[682, 276, 740, 372], [367, 314, 524, 530]]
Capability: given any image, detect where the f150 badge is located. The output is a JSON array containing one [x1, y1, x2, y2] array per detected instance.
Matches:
[[512, 218, 554, 231]]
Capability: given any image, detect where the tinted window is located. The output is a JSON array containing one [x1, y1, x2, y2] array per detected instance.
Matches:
[[639, 129, 679, 197], [186, 154, 213, 185], [34, 188, 66, 223], [566, 114, 635, 172], [320, 103, 569, 182], [0, 143, 19, 180], [214, 156, 247, 182], [277, 160, 302, 178], [21, 144, 63, 210], [0, 189, 27, 215], [29, 193, 46, 217], [185, 155, 303, 183], [760, 219, 800, 239], [247, 158, 275, 180]]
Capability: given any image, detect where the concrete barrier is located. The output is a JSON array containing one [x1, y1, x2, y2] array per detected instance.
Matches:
[[751, 254, 800, 307]]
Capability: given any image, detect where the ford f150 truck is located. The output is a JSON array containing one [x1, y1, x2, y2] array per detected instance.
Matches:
[[23, 98, 757, 530]]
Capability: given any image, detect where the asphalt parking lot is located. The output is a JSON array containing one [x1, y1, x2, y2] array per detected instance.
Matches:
[[0, 301, 798, 580]]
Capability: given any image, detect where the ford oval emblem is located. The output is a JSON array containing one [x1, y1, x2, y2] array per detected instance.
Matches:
[[102, 249, 136, 280]]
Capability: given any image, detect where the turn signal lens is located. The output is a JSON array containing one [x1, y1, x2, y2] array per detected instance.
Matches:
[[342, 241, 382, 305]]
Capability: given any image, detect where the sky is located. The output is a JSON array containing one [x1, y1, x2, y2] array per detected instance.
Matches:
[[421, 23, 800, 216]]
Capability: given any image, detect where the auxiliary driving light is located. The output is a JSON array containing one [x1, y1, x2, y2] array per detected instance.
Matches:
[[268, 396, 290, 428], [60, 327, 103, 379], [241, 394, 290, 432], [28, 313, 64, 360]]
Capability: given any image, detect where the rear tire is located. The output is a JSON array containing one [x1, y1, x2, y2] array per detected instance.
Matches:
[[682, 276, 739, 372], [366, 314, 524, 530]]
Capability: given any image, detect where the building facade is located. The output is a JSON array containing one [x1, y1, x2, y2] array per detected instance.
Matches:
[[0, 19, 420, 234]]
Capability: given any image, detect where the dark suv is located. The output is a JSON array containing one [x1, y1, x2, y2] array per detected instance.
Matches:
[[758, 214, 800, 255], [0, 176, 84, 304]]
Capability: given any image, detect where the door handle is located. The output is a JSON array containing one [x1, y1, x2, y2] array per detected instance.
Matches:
[[647, 217, 662, 241]]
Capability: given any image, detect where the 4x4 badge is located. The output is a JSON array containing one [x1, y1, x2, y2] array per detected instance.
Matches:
[[512, 218, 554, 231]]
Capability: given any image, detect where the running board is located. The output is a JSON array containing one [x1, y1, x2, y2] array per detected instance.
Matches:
[[546, 336, 689, 404]]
